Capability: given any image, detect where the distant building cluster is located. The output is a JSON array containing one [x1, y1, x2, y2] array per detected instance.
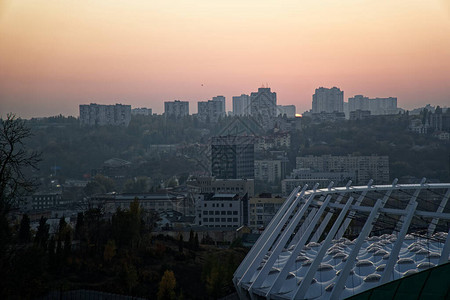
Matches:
[[277, 105, 296, 118], [312, 87, 344, 113], [306, 86, 401, 120], [348, 95, 399, 115], [197, 96, 226, 122], [164, 100, 189, 118], [79, 103, 131, 127], [131, 107, 152, 116], [295, 154, 389, 185]]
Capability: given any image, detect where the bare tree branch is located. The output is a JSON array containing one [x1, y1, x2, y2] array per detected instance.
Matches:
[[0, 113, 41, 214]]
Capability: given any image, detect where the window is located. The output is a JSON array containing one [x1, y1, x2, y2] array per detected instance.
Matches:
[[233, 211, 238, 215], [221, 218, 226, 222], [233, 218, 238, 222], [215, 211, 220, 215], [221, 211, 226, 215], [203, 218, 208, 222], [227, 218, 232, 222], [227, 211, 232, 215], [204, 203, 207, 207], [209, 218, 214, 222], [204, 211, 208, 215], [229, 203, 232, 207], [215, 218, 220, 222], [221, 203, 224, 207]]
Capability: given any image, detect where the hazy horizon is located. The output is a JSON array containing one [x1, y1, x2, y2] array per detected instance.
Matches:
[[1, 0, 450, 119]]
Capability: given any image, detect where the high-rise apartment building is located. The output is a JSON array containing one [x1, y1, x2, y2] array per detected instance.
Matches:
[[348, 95, 398, 115], [249, 87, 277, 130], [164, 100, 189, 118], [197, 96, 226, 122], [296, 154, 389, 184], [79, 103, 131, 127], [250, 87, 277, 118], [312, 87, 344, 113], [233, 94, 251, 116], [211, 136, 255, 179]]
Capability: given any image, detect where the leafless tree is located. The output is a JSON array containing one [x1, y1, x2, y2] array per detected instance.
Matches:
[[0, 113, 41, 214]]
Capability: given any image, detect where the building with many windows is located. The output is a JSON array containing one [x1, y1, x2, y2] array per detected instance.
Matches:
[[164, 100, 189, 118], [90, 192, 188, 214], [187, 176, 255, 197], [254, 160, 283, 183], [250, 87, 277, 129], [249, 196, 285, 230], [29, 192, 64, 210], [233, 94, 251, 116], [197, 96, 226, 122], [348, 95, 399, 116], [131, 107, 152, 116], [211, 136, 255, 179], [196, 193, 249, 228], [296, 154, 389, 185], [79, 103, 131, 126], [312, 87, 344, 113]]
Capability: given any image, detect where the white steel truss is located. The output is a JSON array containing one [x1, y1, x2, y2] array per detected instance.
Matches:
[[233, 179, 450, 299]]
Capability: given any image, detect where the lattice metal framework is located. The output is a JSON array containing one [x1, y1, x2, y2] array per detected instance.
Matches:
[[233, 179, 450, 299]]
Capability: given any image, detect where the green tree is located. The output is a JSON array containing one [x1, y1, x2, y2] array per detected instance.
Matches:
[[103, 239, 117, 262], [124, 176, 150, 193], [157, 270, 177, 300], [34, 216, 49, 249], [18, 213, 31, 243], [121, 263, 138, 293]]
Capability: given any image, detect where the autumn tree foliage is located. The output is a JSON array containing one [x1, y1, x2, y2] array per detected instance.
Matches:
[[157, 270, 177, 300]]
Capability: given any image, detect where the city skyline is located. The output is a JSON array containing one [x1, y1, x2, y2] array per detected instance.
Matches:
[[1, 0, 450, 118]]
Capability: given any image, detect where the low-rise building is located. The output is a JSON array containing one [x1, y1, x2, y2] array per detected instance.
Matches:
[[28, 192, 64, 211], [296, 155, 389, 185], [249, 195, 285, 230], [187, 176, 254, 197], [349, 110, 371, 120], [195, 193, 249, 228], [90, 192, 187, 214], [254, 160, 283, 183]]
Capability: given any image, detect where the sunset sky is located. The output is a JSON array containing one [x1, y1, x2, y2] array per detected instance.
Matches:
[[1, 0, 449, 118]]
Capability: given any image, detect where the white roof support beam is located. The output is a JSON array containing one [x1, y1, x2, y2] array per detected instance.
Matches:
[[309, 180, 352, 243], [335, 179, 373, 239], [266, 195, 333, 297], [394, 178, 425, 233], [329, 198, 384, 300], [380, 200, 418, 284], [238, 185, 314, 286], [428, 188, 450, 236], [293, 196, 354, 300], [248, 189, 320, 291], [438, 227, 450, 265], [234, 186, 301, 279]]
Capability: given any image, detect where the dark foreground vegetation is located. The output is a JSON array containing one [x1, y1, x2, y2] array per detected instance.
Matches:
[[0, 202, 247, 299]]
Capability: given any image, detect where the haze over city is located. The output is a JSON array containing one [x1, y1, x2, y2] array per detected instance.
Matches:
[[1, 0, 450, 118]]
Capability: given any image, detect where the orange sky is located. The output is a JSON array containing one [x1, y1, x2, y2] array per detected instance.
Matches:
[[1, 0, 450, 118]]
